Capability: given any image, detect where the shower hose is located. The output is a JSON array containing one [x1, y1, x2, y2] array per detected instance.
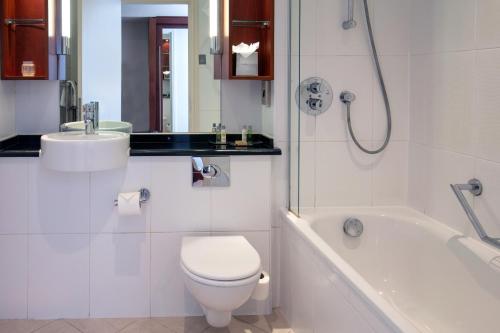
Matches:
[[346, 0, 392, 154]]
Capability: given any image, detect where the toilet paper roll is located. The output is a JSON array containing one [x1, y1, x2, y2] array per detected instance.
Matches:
[[251, 271, 270, 301], [117, 192, 141, 216]]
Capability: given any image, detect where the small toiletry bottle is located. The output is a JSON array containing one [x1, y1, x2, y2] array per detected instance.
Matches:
[[212, 123, 217, 133], [216, 123, 222, 143], [247, 125, 253, 144], [241, 125, 248, 144], [221, 125, 227, 144]]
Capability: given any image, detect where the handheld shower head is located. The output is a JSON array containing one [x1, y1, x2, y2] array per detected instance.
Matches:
[[342, 0, 357, 30]]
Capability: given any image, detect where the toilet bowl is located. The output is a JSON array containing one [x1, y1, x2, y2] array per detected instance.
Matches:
[[181, 236, 262, 327]]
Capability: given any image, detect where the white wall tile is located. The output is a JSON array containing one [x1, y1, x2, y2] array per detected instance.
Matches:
[[374, 56, 409, 142], [90, 233, 150, 318], [15, 81, 60, 134], [151, 157, 210, 232], [427, 52, 475, 155], [425, 148, 475, 235], [315, 55, 373, 142], [271, 227, 281, 308], [373, 0, 410, 56], [316, 0, 372, 56], [0, 80, 15, 140], [150, 232, 205, 317], [409, 54, 432, 145], [408, 143, 429, 213], [211, 156, 271, 231], [28, 235, 89, 319], [0, 235, 28, 319], [474, 49, 500, 163], [315, 141, 373, 207], [0, 159, 29, 234], [29, 160, 90, 234], [476, 0, 500, 49], [90, 158, 151, 233], [298, 141, 315, 209], [410, 0, 475, 54], [372, 141, 408, 205], [474, 159, 500, 238]]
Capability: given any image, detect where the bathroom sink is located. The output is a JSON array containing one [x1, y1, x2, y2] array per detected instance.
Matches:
[[61, 120, 133, 134], [41, 131, 130, 172]]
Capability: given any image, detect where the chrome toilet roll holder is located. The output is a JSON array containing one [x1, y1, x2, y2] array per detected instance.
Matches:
[[114, 188, 151, 207]]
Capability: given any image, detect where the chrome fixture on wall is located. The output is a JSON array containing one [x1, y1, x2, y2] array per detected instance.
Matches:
[[342, 0, 357, 30], [450, 179, 500, 249], [296, 77, 333, 116], [340, 0, 392, 154], [192, 157, 230, 187], [114, 188, 151, 207]]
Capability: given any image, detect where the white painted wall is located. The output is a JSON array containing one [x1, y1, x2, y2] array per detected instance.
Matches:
[[0, 80, 15, 139], [122, 3, 187, 17], [0, 156, 273, 319], [15, 81, 60, 134], [81, 0, 122, 120], [408, 0, 500, 240], [167, 28, 189, 132]]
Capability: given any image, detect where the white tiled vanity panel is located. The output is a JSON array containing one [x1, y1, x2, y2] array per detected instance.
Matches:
[[150, 232, 207, 317], [0, 156, 274, 319], [0, 158, 29, 234], [90, 157, 152, 233], [28, 234, 90, 319], [28, 159, 90, 234], [0, 235, 28, 319], [151, 157, 211, 232], [90, 233, 150, 318]]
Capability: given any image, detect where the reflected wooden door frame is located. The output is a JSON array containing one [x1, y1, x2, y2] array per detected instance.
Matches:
[[148, 16, 188, 132]]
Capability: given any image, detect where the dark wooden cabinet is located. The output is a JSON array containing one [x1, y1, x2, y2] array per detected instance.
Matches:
[[215, 0, 274, 80], [1, 0, 55, 80]]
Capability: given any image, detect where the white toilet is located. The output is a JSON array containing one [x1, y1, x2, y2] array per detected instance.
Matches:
[[181, 236, 262, 327]]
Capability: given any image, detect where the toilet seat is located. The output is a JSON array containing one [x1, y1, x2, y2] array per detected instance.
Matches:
[[181, 262, 261, 287], [181, 236, 261, 282]]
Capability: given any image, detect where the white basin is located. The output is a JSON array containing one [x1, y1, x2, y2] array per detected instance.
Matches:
[[61, 120, 133, 134], [41, 131, 130, 172]]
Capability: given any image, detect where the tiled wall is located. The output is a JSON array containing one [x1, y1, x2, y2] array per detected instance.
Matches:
[[0, 156, 274, 319], [292, 0, 410, 208], [0, 79, 15, 140], [409, 0, 500, 239]]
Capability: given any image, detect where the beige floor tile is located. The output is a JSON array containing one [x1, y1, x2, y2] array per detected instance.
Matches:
[[153, 316, 209, 333], [32, 320, 81, 333], [235, 309, 290, 333], [201, 317, 267, 333], [119, 319, 176, 333], [0, 320, 52, 333], [66, 318, 137, 333]]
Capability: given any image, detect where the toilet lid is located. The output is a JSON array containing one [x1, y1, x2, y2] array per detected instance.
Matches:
[[181, 236, 261, 281]]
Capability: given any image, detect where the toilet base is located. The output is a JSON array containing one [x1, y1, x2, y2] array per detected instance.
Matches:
[[203, 306, 232, 327]]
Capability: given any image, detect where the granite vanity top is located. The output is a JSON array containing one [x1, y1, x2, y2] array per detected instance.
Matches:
[[0, 134, 282, 157]]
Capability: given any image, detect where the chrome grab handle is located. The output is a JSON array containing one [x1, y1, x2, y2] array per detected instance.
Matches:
[[450, 179, 500, 249]]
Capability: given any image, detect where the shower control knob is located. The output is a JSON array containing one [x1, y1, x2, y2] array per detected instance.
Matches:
[[308, 98, 323, 110], [308, 81, 322, 94]]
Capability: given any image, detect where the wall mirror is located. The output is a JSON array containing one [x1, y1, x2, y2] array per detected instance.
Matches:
[[61, 0, 221, 133]]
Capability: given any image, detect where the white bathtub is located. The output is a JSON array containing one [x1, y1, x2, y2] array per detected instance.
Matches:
[[281, 206, 500, 333]]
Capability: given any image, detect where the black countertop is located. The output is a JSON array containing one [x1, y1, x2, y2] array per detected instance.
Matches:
[[0, 134, 282, 158]]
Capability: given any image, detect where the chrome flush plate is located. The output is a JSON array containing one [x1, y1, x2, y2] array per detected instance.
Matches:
[[192, 157, 230, 187]]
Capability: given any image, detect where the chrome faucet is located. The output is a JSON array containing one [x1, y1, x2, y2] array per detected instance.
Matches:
[[83, 101, 99, 135]]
